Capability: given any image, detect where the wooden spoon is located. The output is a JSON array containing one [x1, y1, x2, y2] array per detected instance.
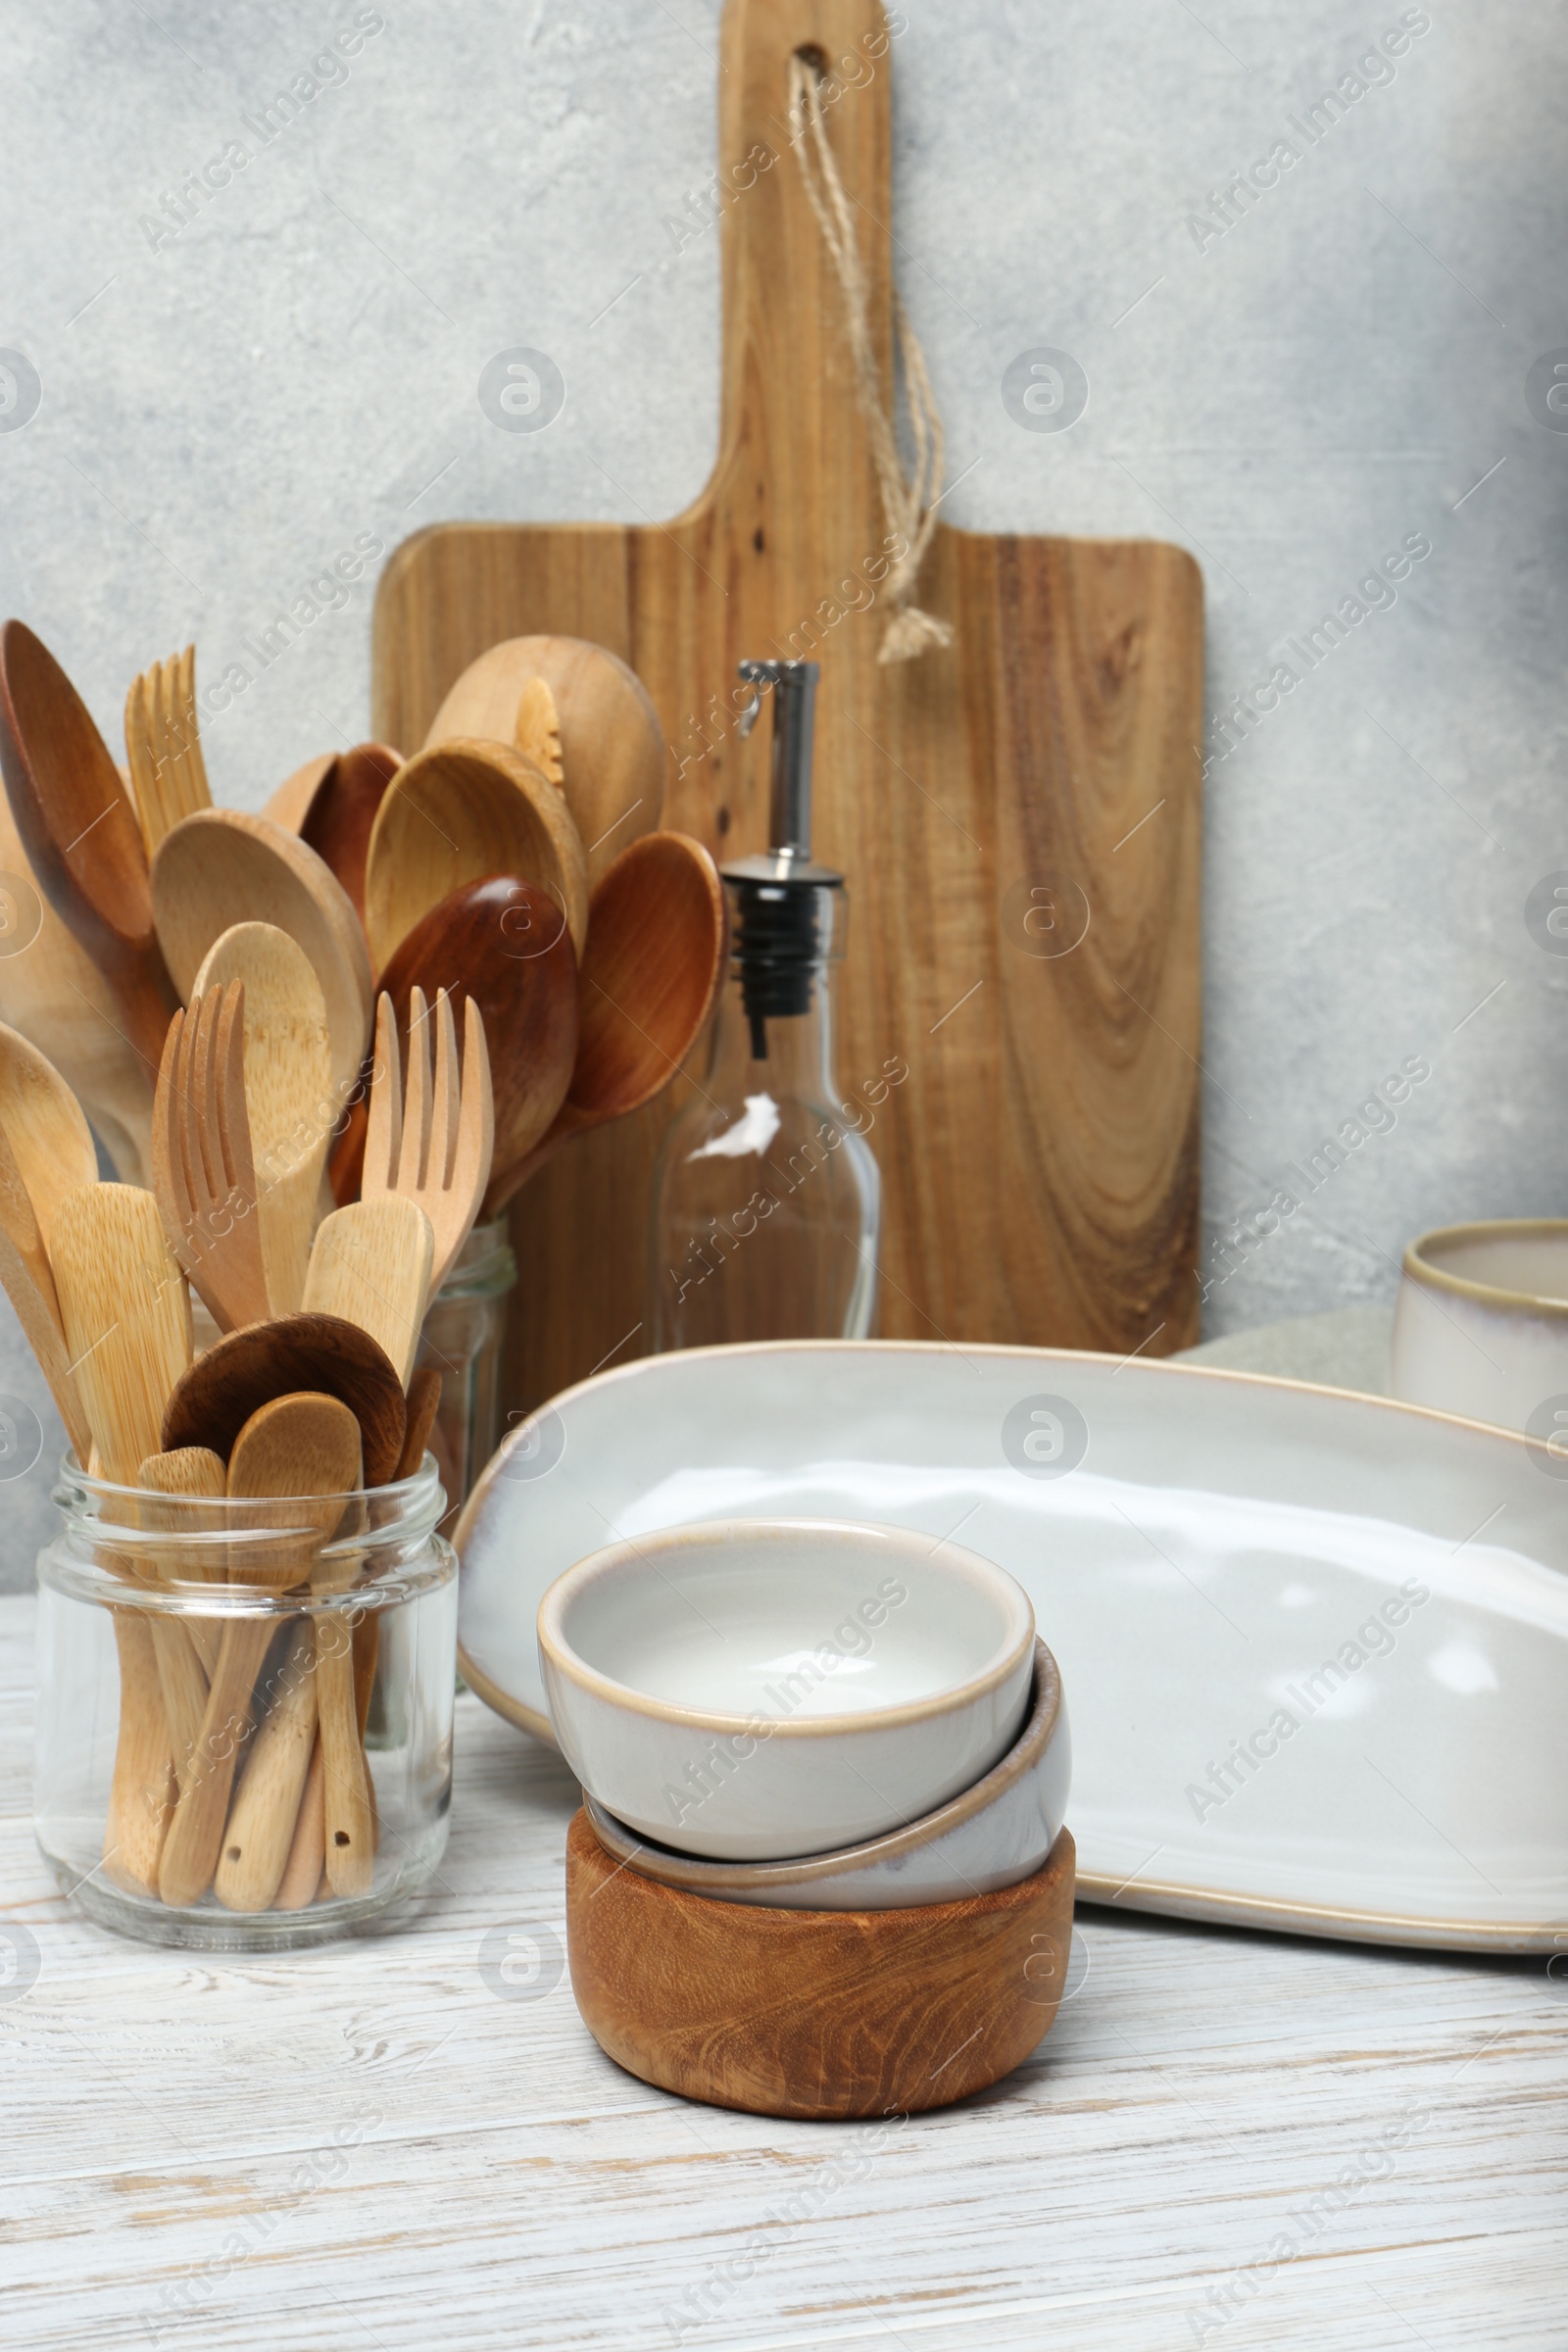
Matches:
[[191, 923, 334, 1314], [302, 1198, 433, 1391], [260, 742, 399, 923], [363, 738, 589, 975], [0, 1020, 99, 1253], [0, 783, 154, 1183], [0, 620, 181, 1072], [488, 831, 725, 1211], [159, 1392, 362, 1909], [161, 1309, 406, 1486], [52, 1180, 194, 1891], [422, 636, 666, 886], [264, 752, 335, 834], [0, 1024, 97, 1459], [328, 877, 576, 1209], [150, 808, 372, 1110], [0, 1122, 92, 1464], [396, 1364, 443, 1481]]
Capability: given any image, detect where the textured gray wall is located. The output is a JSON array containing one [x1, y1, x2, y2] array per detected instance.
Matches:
[[0, 0, 1562, 1583]]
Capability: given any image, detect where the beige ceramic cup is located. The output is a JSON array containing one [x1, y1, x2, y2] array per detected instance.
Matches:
[[1389, 1220, 1568, 1444]]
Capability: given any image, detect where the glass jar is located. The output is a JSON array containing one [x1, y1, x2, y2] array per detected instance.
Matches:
[[34, 1456, 456, 1950], [415, 1217, 517, 1530]]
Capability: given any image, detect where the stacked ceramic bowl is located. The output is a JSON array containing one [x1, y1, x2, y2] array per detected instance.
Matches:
[[537, 1516, 1070, 1907]]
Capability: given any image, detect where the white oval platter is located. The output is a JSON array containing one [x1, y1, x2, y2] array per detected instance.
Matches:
[[455, 1342, 1568, 1952]]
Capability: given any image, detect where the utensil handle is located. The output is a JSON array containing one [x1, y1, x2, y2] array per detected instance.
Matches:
[[214, 1623, 318, 1912], [157, 1617, 272, 1907], [318, 1614, 373, 1895], [273, 1737, 325, 1910], [148, 1617, 209, 1796], [102, 1611, 175, 1894]]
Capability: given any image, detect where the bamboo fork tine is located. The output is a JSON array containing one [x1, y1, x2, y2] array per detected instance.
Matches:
[[366, 992, 402, 1197], [123, 648, 213, 862], [175, 645, 210, 814], [429, 988, 461, 1191], [398, 986, 432, 1195], [459, 995, 493, 1213]]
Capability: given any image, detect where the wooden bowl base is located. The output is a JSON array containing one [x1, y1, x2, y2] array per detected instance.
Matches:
[[564, 1808, 1076, 2121]]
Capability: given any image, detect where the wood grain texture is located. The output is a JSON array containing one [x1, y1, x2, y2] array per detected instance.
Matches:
[[565, 1808, 1074, 2119], [0, 778, 156, 1183], [3, 1593, 1564, 2351], [161, 1310, 406, 1485], [0, 621, 181, 1076], [371, 0, 1202, 1416]]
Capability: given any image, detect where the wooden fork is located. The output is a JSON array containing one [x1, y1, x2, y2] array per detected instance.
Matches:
[[363, 988, 493, 1295], [152, 984, 271, 1333], [123, 647, 212, 860]]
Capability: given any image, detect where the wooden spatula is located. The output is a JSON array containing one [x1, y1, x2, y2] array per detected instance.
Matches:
[[52, 1181, 194, 1891], [137, 1446, 226, 1680], [158, 1392, 362, 1909], [301, 1197, 433, 1391]]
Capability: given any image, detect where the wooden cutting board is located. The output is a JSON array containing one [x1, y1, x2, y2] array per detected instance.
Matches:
[[372, 0, 1203, 1414]]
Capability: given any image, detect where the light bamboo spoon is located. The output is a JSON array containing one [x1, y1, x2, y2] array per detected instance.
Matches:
[[191, 924, 333, 1314], [301, 1197, 433, 1391], [123, 646, 212, 861], [421, 635, 666, 886], [153, 986, 271, 1334], [363, 990, 493, 1295], [52, 1182, 195, 1891], [0, 620, 182, 1072], [150, 808, 372, 1111], [159, 1392, 362, 1910], [363, 738, 589, 974], [488, 831, 725, 1210]]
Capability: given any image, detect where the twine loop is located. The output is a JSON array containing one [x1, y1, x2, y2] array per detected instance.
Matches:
[[788, 53, 953, 665]]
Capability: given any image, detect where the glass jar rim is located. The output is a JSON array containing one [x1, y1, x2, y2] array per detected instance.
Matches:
[[40, 1450, 452, 1613]]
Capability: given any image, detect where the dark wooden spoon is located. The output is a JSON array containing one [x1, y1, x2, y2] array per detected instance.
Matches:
[[262, 741, 399, 925], [486, 832, 725, 1212], [0, 620, 179, 1071], [330, 875, 577, 1207], [161, 1310, 406, 1486]]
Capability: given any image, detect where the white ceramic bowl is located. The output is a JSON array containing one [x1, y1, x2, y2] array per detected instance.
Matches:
[[582, 1638, 1069, 1908], [536, 1517, 1035, 1861], [1389, 1219, 1568, 1435]]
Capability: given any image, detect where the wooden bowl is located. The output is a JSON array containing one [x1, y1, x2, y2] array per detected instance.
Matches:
[[564, 1807, 1076, 2120]]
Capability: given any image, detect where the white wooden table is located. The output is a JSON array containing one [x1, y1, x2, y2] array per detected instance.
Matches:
[[3, 1592, 1564, 2350]]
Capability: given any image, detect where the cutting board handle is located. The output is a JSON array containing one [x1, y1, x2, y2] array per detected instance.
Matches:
[[704, 0, 896, 550]]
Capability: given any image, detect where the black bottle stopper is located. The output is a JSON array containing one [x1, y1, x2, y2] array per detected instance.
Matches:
[[725, 661, 843, 1059]]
